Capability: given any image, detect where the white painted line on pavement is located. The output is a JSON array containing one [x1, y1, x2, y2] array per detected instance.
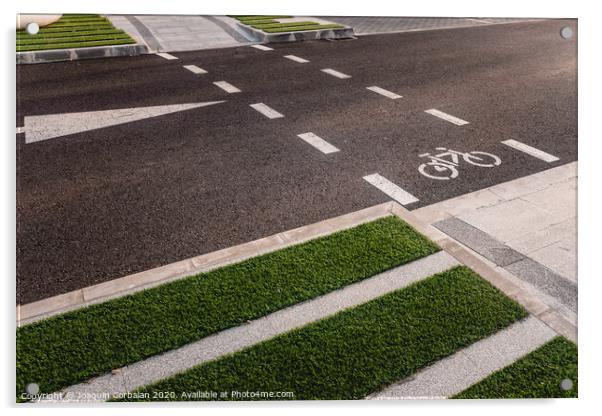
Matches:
[[369, 316, 556, 399], [321, 68, 351, 79], [250, 103, 284, 119], [363, 174, 419, 205], [466, 18, 494, 24], [16, 127, 24, 134], [183, 65, 207, 74], [297, 132, 340, 154], [501, 139, 560, 163], [284, 54, 309, 63], [251, 44, 273, 51], [156, 52, 178, 60], [366, 86, 403, 99], [425, 108, 470, 126], [42, 251, 458, 402], [213, 81, 241, 93]]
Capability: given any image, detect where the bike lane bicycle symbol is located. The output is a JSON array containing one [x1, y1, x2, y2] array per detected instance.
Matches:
[[418, 147, 501, 180]]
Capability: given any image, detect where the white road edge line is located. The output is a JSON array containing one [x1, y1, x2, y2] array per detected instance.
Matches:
[[363, 174, 419, 206], [321, 68, 351, 79], [368, 316, 556, 399], [16, 126, 24, 134], [40, 251, 459, 402], [183, 65, 207, 74], [284, 55, 309, 63], [156, 52, 178, 60], [425, 108, 470, 126], [213, 81, 241, 94], [249, 103, 284, 119], [501, 139, 560, 163], [297, 132, 340, 154], [250, 44, 273, 51], [366, 86, 403, 99]]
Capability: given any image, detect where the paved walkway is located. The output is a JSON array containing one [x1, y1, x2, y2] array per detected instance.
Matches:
[[326, 16, 539, 36], [107, 15, 257, 52], [413, 162, 577, 324]]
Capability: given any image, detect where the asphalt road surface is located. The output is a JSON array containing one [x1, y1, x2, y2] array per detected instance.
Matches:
[[16, 19, 577, 303]]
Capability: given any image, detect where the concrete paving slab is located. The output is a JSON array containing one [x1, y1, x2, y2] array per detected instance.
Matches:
[[457, 198, 564, 243], [505, 258, 577, 312], [433, 217, 525, 266], [529, 239, 577, 282], [520, 178, 576, 221]]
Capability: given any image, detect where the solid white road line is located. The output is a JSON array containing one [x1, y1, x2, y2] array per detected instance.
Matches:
[[183, 65, 207, 74], [41, 251, 459, 402], [23, 102, 226, 144], [368, 316, 556, 399], [501, 139, 560, 163], [321, 68, 351, 79], [156, 52, 178, 60], [213, 81, 241, 93], [425, 108, 470, 126], [250, 44, 273, 51], [249, 103, 284, 119], [16, 127, 24, 134], [284, 54, 309, 63], [363, 174, 419, 205], [366, 86, 403, 99], [297, 132, 340, 154]]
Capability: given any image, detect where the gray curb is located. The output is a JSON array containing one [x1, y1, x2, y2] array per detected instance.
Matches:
[[237, 23, 355, 43], [17, 43, 149, 64]]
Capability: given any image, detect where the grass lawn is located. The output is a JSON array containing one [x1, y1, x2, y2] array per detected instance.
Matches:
[[231, 15, 344, 34], [17, 14, 135, 52], [17, 216, 439, 399], [113, 266, 527, 401], [454, 337, 578, 399]]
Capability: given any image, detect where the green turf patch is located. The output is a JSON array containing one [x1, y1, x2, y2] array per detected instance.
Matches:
[[234, 15, 292, 22], [251, 21, 317, 29], [16, 14, 135, 52], [17, 216, 439, 400], [262, 24, 345, 33], [113, 266, 527, 401], [453, 337, 578, 399]]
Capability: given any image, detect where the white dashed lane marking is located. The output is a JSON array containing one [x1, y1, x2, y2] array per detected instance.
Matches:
[[501, 139, 560, 163], [297, 132, 340, 154], [366, 86, 403, 99], [213, 81, 241, 93], [183, 65, 207, 74], [363, 174, 419, 206], [284, 55, 309, 63], [250, 103, 284, 119], [424, 109, 470, 126], [321, 68, 351, 79], [16, 127, 24, 134], [250, 44, 273, 51], [156, 52, 178, 60]]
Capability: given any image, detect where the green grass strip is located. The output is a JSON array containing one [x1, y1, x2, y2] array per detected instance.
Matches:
[[17, 29, 126, 39], [262, 24, 345, 33], [17, 38, 135, 52], [17, 34, 132, 46], [17, 216, 439, 399], [235, 15, 292, 22], [453, 337, 578, 399], [251, 21, 318, 29], [113, 266, 527, 401], [17, 25, 115, 35], [239, 19, 278, 26]]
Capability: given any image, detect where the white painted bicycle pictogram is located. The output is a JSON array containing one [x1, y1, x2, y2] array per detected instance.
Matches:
[[418, 147, 501, 180]]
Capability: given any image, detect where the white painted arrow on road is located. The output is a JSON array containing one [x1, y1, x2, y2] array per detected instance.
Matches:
[[22, 101, 226, 144]]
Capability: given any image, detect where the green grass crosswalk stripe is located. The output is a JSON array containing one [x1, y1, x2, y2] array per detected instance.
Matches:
[[17, 216, 439, 400], [453, 337, 578, 398], [114, 266, 527, 401]]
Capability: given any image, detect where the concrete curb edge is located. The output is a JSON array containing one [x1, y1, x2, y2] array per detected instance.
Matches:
[[17, 43, 149, 64]]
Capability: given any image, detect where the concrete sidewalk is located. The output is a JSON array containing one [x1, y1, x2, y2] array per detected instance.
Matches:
[[413, 162, 577, 324], [107, 15, 258, 52]]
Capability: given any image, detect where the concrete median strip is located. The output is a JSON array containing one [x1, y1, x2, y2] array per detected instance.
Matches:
[[368, 316, 556, 399], [41, 251, 458, 402]]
